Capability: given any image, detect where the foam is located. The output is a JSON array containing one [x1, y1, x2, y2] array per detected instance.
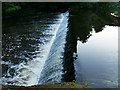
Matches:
[[2, 14, 64, 86]]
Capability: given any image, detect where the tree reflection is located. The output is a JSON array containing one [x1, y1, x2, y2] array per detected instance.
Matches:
[[62, 9, 119, 82], [69, 9, 116, 43]]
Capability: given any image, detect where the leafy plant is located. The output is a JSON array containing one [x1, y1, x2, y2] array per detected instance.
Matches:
[[75, 80, 77, 84], [114, 11, 118, 15], [73, 80, 77, 84], [83, 80, 89, 87], [3, 3, 21, 14]]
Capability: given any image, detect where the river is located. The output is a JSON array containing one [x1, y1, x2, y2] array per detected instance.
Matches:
[[2, 10, 119, 88]]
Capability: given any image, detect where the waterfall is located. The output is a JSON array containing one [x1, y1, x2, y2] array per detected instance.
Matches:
[[39, 12, 69, 84], [2, 12, 69, 86]]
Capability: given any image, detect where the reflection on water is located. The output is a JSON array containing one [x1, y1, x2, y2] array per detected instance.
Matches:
[[69, 10, 118, 88], [75, 26, 118, 88], [69, 10, 117, 43], [2, 9, 119, 88]]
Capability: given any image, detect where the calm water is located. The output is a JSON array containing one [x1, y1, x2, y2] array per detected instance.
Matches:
[[69, 10, 119, 88], [2, 10, 119, 88], [74, 26, 118, 88]]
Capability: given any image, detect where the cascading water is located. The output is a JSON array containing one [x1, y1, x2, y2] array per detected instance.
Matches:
[[2, 12, 69, 86], [39, 12, 69, 84]]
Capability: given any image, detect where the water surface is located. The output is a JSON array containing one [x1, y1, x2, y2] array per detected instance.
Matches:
[[2, 10, 119, 88], [69, 10, 118, 88], [74, 26, 118, 88], [2, 12, 68, 86]]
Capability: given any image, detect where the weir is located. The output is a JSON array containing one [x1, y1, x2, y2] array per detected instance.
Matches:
[[39, 12, 69, 84], [2, 12, 69, 86]]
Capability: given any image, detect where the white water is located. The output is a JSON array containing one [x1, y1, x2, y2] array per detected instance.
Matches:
[[39, 12, 69, 84], [2, 13, 65, 86]]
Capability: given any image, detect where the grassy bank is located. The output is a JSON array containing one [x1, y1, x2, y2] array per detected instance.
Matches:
[[2, 82, 92, 89]]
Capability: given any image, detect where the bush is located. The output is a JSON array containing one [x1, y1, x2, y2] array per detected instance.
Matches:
[[3, 3, 21, 14]]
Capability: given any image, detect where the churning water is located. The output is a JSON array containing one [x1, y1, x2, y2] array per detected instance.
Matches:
[[2, 9, 119, 88], [2, 12, 69, 86]]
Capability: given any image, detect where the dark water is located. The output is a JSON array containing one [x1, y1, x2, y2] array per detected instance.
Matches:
[[2, 10, 119, 88], [2, 12, 68, 85], [69, 10, 118, 88]]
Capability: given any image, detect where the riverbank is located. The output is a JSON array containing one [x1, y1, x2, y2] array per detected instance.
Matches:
[[2, 82, 92, 89], [3, 2, 119, 19]]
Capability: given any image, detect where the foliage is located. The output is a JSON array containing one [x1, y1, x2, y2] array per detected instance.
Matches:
[[83, 80, 89, 87], [2, 2, 120, 17], [73, 80, 77, 84], [3, 3, 21, 14]]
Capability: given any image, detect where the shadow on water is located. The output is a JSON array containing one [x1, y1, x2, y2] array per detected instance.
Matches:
[[2, 8, 119, 87], [62, 9, 119, 86], [62, 22, 76, 82]]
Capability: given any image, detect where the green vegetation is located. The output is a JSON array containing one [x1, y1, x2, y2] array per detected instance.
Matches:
[[2, 3, 72, 17], [73, 80, 78, 84], [83, 80, 89, 87], [74, 80, 77, 84], [2, 82, 92, 89], [2, 2, 120, 18], [2, 3, 21, 14], [72, 80, 90, 88]]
